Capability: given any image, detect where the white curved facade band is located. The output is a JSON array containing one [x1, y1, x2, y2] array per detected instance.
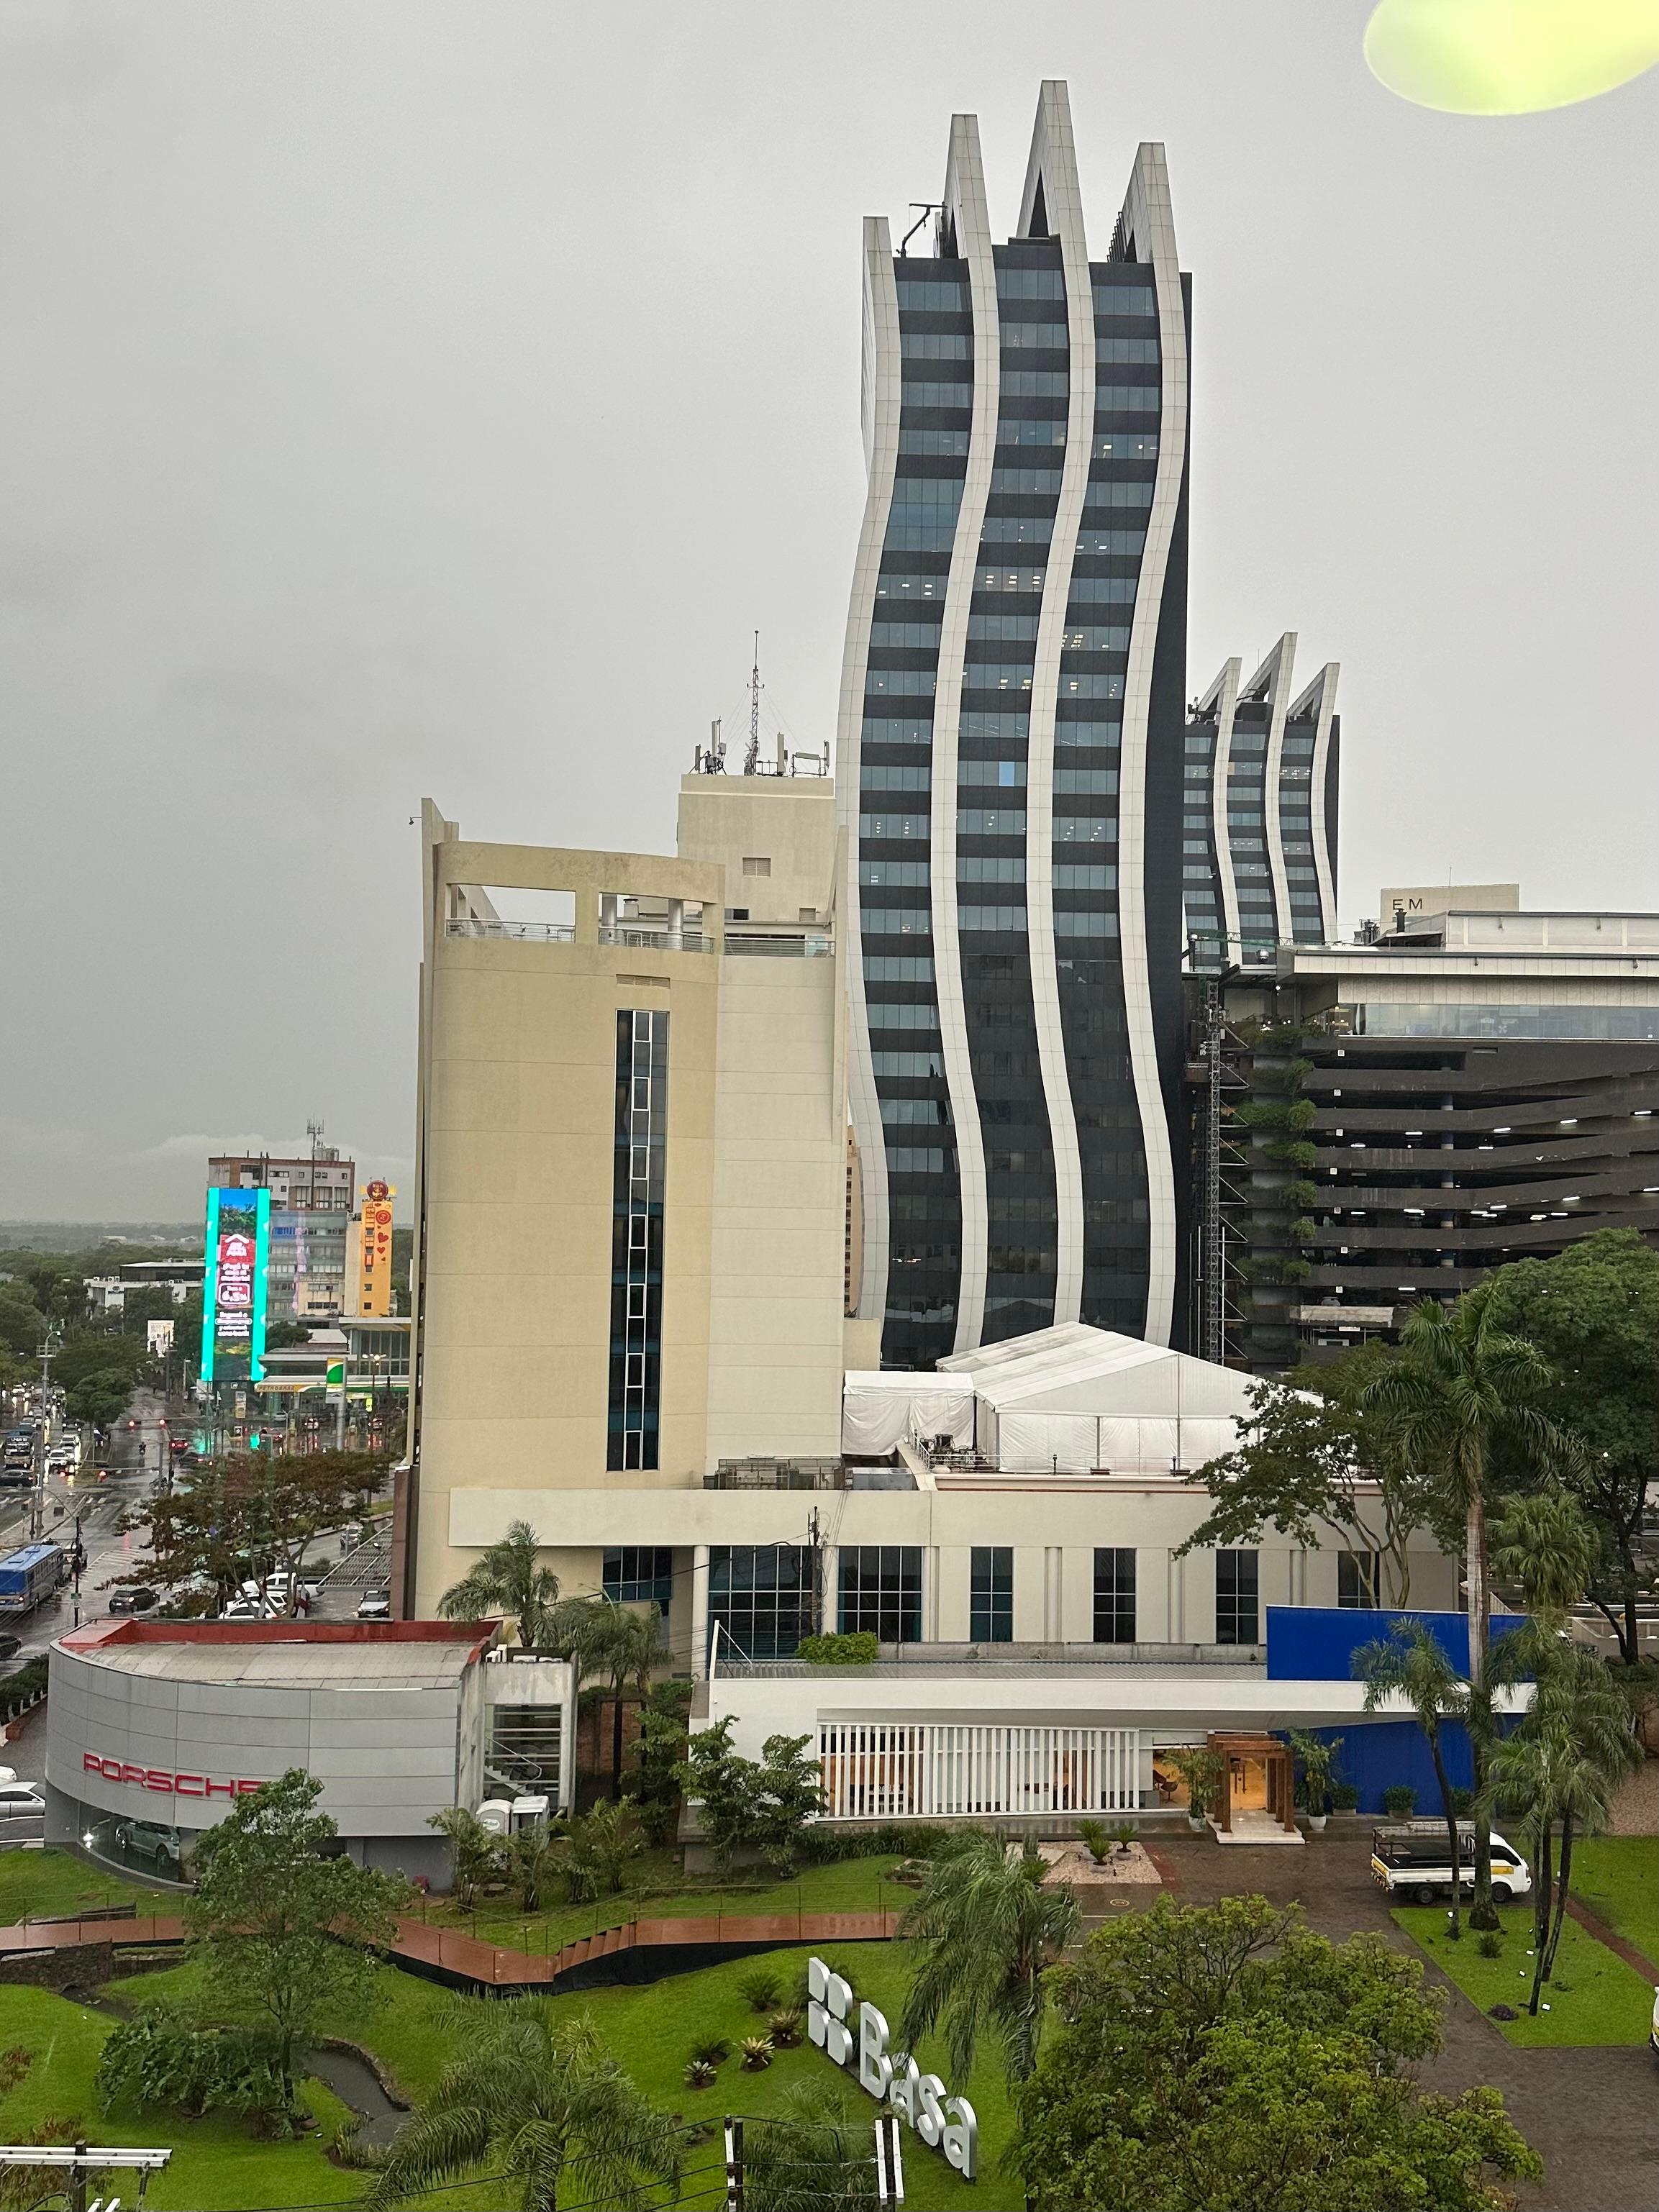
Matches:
[[1299, 661, 1341, 939], [1114, 143, 1186, 1349], [1200, 657, 1243, 945], [1254, 632, 1298, 941], [839, 217, 902, 1321], [1016, 80, 1091, 1328], [932, 115, 997, 1355]]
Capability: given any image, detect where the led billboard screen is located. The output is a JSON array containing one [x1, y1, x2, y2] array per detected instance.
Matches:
[[201, 1187, 270, 1386]]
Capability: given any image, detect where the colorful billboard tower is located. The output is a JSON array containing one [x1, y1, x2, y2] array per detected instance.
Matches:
[[201, 1186, 270, 1385], [351, 1180, 396, 1319]]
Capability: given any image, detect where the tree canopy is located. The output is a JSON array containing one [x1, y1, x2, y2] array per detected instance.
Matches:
[[1012, 1895, 1540, 2212], [1479, 1229, 1659, 1662], [186, 1770, 406, 2113], [117, 1449, 388, 1606]]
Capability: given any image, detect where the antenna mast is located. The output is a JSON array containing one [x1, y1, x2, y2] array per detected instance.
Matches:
[[745, 632, 761, 775]]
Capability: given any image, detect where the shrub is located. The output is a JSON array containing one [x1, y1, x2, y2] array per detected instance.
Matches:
[[1077, 1819, 1112, 1865], [1476, 1930, 1504, 1959], [687, 2036, 730, 2068], [795, 1631, 879, 1667], [1449, 1786, 1475, 1816], [1331, 1783, 1360, 1812], [768, 2008, 804, 2049], [739, 2036, 775, 2072], [95, 2010, 295, 2136], [1111, 1822, 1137, 1851], [684, 2059, 717, 2091], [738, 1967, 784, 2013], [1383, 1785, 1417, 1819]]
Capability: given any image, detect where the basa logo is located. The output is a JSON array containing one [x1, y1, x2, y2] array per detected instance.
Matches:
[[83, 1753, 264, 1800]]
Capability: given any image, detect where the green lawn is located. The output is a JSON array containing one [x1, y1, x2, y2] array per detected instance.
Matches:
[[115, 1939, 1012, 2212], [0, 1848, 152, 1925], [1394, 1903, 1657, 2047], [0, 1984, 358, 2210], [417, 1850, 909, 1956], [1570, 1835, 1659, 1969]]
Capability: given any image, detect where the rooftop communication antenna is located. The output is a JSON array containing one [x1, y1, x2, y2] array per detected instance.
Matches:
[[744, 632, 763, 775]]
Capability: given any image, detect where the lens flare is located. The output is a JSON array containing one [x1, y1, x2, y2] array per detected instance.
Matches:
[[1365, 0, 1659, 114]]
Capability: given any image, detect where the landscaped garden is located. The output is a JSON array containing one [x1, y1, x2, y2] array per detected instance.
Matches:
[[0, 1849, 149, 1926], [1392, 1899, 1658, 2047], [1568, 1833, 1659, 1966]]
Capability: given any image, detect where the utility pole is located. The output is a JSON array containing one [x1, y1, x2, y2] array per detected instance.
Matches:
[[31, 1324, 60, 1543]]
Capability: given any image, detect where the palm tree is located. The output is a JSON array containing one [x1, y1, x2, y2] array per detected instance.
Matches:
[[1487, 1636, 1640, 1994], [437, 1519, 560, 1649], [1489, 1488, 1597, 1621], [1363, 1296, 1561, 1928], [1354, 1619, 1471, 1938], [366, 2001, 682, 2212], [549, 1596, 663, 1798], [897, 1829, 1081, 2086]]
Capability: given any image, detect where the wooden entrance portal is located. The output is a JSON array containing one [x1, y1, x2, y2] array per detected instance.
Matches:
[[1208, 1731, 1296, 1835]]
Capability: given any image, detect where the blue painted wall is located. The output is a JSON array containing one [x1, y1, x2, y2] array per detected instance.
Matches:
[[1301, 1716, 1476, 1816], [1266, 1605, 1528, 1682]]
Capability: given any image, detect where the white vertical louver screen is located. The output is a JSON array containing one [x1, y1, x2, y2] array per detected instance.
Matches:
[[819, 1723, 1140, 1819]]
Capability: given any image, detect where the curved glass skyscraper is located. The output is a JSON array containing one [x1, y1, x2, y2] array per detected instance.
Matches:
[[840, 82, 1191, 1367]]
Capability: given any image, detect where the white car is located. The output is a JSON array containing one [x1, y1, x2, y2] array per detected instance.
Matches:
[[356, 1590, 391, 1621], [219, 1596, 279, 1622]]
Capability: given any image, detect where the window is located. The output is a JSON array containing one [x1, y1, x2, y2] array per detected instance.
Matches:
[[862, 909, 932, 937], [709, 1544, 814, 1661], [1053, 863, 1116, 890], [1093, 1548, 1136, 1642], [1094, 383, 1160, 412], [973, 565, 1046, 593], [959, 904, 1028, 932], [899, 427, 969, 455], [604, 1547, 673, 1616], [840, 1547, 922, 1642], [859, 813, 930, 841], [859, 860, 930, 886], [961, 664, 1035, 692], [881, 1098, 952, 1125], [867, 1003, 940, 1032], [996, 418, 1065, 446], [1000, 322, 1068, 350], [871, 1051, 945, 1078], [1338, 1552, 1381, 1609], [970, 1547, 1013, 1642], [958, 857, 1025, 883], [1092, 432, 1158, 460], [488, 1706, 563, 1792], [861, 718, 932, 746], [901, 332, 973, 360], [1053, 817, 1114, 844], [968, 614, 1039, 643], [1214, 1550, 1259, 1644], [899, 378, 975, 406], [1061, 626, 1130, 651], [1092, 283, 1157, 317], [860, 765, 932, 792], [895, 278, 969, 311], [958, 760, 1027, 788], [741, 856, 771, 878], [870, 622, 944, 648]]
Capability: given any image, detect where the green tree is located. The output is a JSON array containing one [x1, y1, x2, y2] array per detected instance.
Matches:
[[0, 1289, 47, 1360], [750, 1732, 826, 1876], [119, 1449, 388, 1609], [625, 1680, 691, 1847], [1481, 1230, 1659, 1664], [678, 1716, 755, 1876], [584, 1602, 664, 1800], [185, 1770, 406, 2115], [1178, 1366, 1435, 1606], [1354, 1620, 1472, 1939], [436, 1519, 560, 1647], [897, 1828, 1081, 2086], [425, 1806, 506, 1913], [562, 1798, 646, 1902], [1012, 1895, 1540, 2212], [1489, 1488, 1597, 1619], [367, 2001, 682, 2212], [504, 1819, 567, 1915], [1363, 1295, 1563, 1928]]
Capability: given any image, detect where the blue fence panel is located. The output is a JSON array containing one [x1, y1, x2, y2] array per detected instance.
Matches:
[[1266, 1605, 1528, 1681]]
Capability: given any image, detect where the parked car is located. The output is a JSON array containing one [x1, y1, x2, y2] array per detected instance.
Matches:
[[0, 1636, 20, 1662], [107, 1587, 159, 1616], [0, 1783, 45, 1828], [356, 1590, 391, 1621], [218, 1597, 278, 1622], [1369, 1822, 1532, 1904], [113, 1819, 184, 1876]]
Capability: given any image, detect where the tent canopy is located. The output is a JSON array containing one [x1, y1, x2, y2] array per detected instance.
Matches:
[[841, 1372, 976, 1456]]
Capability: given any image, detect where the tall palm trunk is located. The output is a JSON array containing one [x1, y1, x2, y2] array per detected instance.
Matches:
[[1527, 1819, 1553, 2016], [611, 1677, 626, 1801], [1426, 1720, 1462, 1941], [1544, 1813, 1576, 1982], [1464, 1487, 1499, 1932]]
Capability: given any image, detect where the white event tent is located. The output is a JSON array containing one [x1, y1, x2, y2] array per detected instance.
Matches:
[[844, 1324, 1257, 1475]]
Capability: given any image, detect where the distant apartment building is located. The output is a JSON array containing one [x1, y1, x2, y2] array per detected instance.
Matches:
[[206, 1143, 356, 1321]]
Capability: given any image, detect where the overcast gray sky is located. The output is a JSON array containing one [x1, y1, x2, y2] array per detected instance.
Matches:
[[2, 1, 1654, 1221]]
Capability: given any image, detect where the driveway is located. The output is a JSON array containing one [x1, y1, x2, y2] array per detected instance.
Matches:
[[1138, 1830, 1658, 2212]]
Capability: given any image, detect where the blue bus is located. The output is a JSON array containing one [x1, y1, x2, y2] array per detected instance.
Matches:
[[0, 1544, 67, 1616]]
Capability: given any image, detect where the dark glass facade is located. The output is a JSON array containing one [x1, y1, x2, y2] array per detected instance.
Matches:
[[969, 1545, 1014, 1642], [606, 1009, 667, 1470], [709, 1544, 814, 1660], [1093, 1546, 1137, 1643], [1214, 1549, 1259, 1644], [839, 1545, 923, 1642], [845, 101, 1191, 1366]]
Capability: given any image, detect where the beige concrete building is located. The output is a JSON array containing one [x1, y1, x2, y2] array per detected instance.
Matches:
[[399, 771, 860, 1630]]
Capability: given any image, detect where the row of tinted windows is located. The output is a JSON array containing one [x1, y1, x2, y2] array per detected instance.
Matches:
[[899, 332, 1160, 363], [860, 812, 1115, 841]]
